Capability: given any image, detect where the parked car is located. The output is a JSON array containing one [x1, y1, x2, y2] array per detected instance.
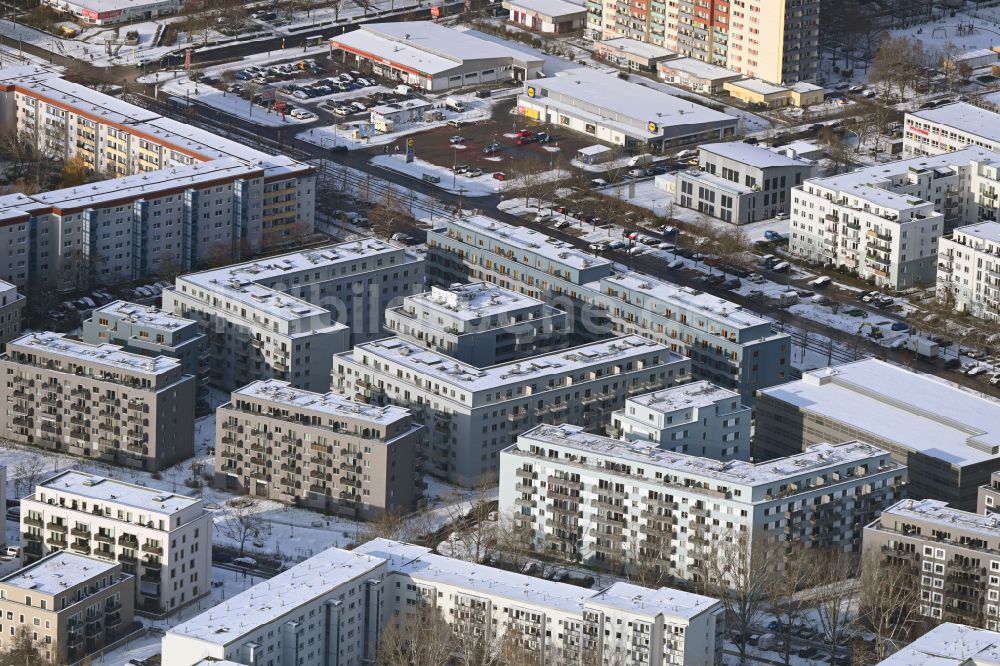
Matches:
[[589, 242, 609, 252], [233, 556, 258, 567], [944, 358, 962, 370], [890, 322, 909, 332], [483, 142, 501, 154], [967, 365, 989, 377], [808, 275, 832, 287], [449, 135, 466, 144], [702, 274, 725, 286], [467, 168, 483, 178], [747, 273, 765, 283], [771, 261, 790, 272], [990, 373, 1000, 386], [492, 172, 507, 181], [289, 109, 316, 120], [589, 178, 608, 188], [722, 278, 741, 290]]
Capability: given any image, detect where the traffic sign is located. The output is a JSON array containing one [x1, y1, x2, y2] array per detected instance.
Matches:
[[406, 138, 415, 148]]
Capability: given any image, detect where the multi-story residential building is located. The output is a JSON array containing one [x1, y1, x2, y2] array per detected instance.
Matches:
[[383, 281, 569, 366], [164, 240, 423, 392], [863, 498, 1000, 628], [755, 359, 1000, 510], [676, 142, 815, 224], [20, 470, 212, 616], [426, 214, 791, 404], [334, 335, 689, 485], [162, 538, 724, 666], [609, 381, 750, 460], [82, 300, 209, 411], [517, 69, 738, 150], [0, 331, 195, 471], [0, 466, 5, 549], [979, 472, 1000, 515], [789, 147, 1000, 289], [501, 424, 905, 581], [873, 623, 1000, 666], [0, 67, 315, 290], [904, 103, 1000, 157], [0, 280, 24, 345], [215, 379, 422, 518], [598, 0, 818, 85], [0, 551, 134, 664], [938, 222, 1000, 323]]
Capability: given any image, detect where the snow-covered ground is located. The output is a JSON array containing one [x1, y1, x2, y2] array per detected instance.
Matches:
[[155, 73, 316, 127], [0, 17, 182, 67], [370, 154, 499, 196]]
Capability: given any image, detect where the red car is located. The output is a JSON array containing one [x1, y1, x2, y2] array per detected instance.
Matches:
[[493, 172, 507, 181], [516, 135, 537, 146], [515, 129, 534, 138]]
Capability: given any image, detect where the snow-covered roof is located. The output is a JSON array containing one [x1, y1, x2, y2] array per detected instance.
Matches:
[[627, 380, 741, 412], [406, 282, 545, 322], [501, 0, 585, 18], [60, 0, 177, 13], [773, 139, 823, 158], [167, 547, 388, 645], [700, 141, 810, 169], [0, 551, 119, 596], [516, 423, 896, 488], [92, 301, 197, 332], [789, 81, 823, 94], [347, 335, 672, 394], [726, 78, 788, 96], [355, 539, 718, 620], [953, 221, 1000, 245], [38, 470, 202, 516], [909, 103, 1000, 144], [332, 22, 542, 77], [233, 379, 412, 425], [598, 38, 674, 60], [9, 331, 180, 375], [953, 48, 998, 63], [528, 68, 735, 133], [578, 144, 612, 156], [759, 359, 1000, 467], [879, 498, 1000, 541], [680, 169, 754, 195], [873, 623, 1000, 666], [658, 57, 740, 81]]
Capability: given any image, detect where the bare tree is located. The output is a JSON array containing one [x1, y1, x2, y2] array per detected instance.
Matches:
[[375, 603, 455, 666], [492, 512, 537, 574], [0, 625, 57, 666], [442, 473, 499, 563], [855, 549, 922, 663], [11, 460, 43, 501], [368, 187, 411, 240], [764, 543, 820, 666], [809, 548, 860, 664], [218, 497, 265, 556]]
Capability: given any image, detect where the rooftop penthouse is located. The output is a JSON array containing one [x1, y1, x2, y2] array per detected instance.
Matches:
[[92, 301, 200, 334], [7, 331, 181, 379], [627, 380, 742, 412], [405, 281, 553, 324]]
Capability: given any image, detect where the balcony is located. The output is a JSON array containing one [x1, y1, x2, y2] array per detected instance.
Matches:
[[23, 516, 43, 528], [93, 548, 115, 560], [94, 532, 114, 544], [70, 527, 90, 538], [141, 543, 163, 555], [46, 522, 67, 532], [70, 542, 90, 554], [117, 534, 137, 547]]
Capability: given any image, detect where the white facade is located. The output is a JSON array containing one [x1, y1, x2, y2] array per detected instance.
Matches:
[[163, 538, 724, 666], [164, 240, 423, 392], [20, 470, 212, 616], [0, 280, 23, 345], [873, 623, 1000, 666], [904, 103, 1000, 157], [789, 147, 1000, 289], [610, 381, 751, 460], [334, 335, 690, 485], [499, 424, 906, 581], [42, 0, 179, 24], [938, 222, 1000, 322]]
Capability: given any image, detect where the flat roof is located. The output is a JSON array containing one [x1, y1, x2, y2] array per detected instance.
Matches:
[[700, 141, 810, 169], [727, 78, 788, 96], [874, 623, 1000, 666], [954, 221, 1000, 245], [879, 498, 1000, 540], [527, 68, 735, 132], [233, 379, 411, 425], [347, 335, 672, 393], [66, 0, 176, 11], [167, 547, 386, 645], [9, 331, 180, 375], [37, 470, 202, 515], [92, 300, 197, 332], [955, 48, 998, 61], [680, 169, 754, 195], [598, 38, 674, 60], [592, 271, 770, 329], [627, 380, 741, 412], [441, 214, 613, 273], [515, 423, 895, 488], [909, 103, 1000, 144], [0, 551, 117, 595], [406, 282, 546, 322], [790, 81, 823, 93], [659, 57, 740, 81], [356, 539, 717, 619], [502, 0, 585, 18], [759, 359, 1000, 467]]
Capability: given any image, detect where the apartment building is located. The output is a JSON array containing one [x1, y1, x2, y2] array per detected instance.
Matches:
[[0, 467, 5, 549], [426, 214, 791, 404], [500, 424, 904, 581], [789, 147, 1000, 289], [0, 280, 23, 345], [874, 623, 1000, 666], [756, 359, 1000, 510], [215, 379, 422, 518], [609, 381, 751, 460], [82, 300, 209, 411], [938, 222, 1000, 323], [162, 538, 724, 666], [0, 67, 315, 290], [334, 335, 689, 485], [676, 142, 815, 224], [164, 240, 423, 392], [597, 0, 819, 85], [0, 551, 134, 664], [863, 498, 1000, 629], [383, 281, 569, 366], [979, 472, 1000, 515], [0, 331, 195, 471], [904, 103, 1000, 157], [20, 470, 212, 616]]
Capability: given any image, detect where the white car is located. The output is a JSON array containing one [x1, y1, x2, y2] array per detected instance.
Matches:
[[990, 373, 1000, 386], [333, 106, 352, 116], [747, 273, 765, 283], [967, 365, 989, 377], [289, 109, 316, 120]]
